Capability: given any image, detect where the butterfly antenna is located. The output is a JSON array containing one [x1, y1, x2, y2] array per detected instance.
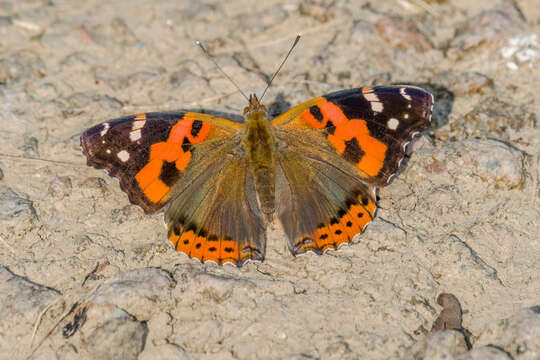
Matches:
[[0, 153, 81, 167], [259, 34, 301, 102], [196, 41, 250, 102]]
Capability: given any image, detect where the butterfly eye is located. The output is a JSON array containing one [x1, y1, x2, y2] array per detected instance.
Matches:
[[243, 106, 250, 115]]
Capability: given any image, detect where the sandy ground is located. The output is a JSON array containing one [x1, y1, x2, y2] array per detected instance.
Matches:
[[0, 0, 539, 359]]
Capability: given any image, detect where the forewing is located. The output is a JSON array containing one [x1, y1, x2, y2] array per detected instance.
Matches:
[[80, 112, 241, 213], [273, 86, 433, 186]]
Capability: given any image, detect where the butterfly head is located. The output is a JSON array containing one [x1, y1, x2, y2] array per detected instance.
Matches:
[[243, 94, 268, 116]]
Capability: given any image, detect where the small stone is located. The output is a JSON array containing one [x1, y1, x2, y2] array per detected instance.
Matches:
[[0, 266, 60, 322], [375, 16, 433, 52], [456, 346, 513, 360], [476, 306, 540, 360], [90, 268, 176, 320], [459, 139, 525, 189], [407, 330, 469, 360], [459, 97, 536, 140], [360, 219, 406, 252], [79, 304, 147, 360], [111, 205, 136, 224], [323, 339, 354, 360], [431, 293, 463, 332], [0, 267, 61, 359], [448, 2, 525, 58], [19, 136, 39, 156], [80, 177, 107, 191], [500, 33, 540, 70], [48, 176, 72, 198], [193, 272, 254, 303], [433, 71, 494, 96], [0, 186, 37, 220]]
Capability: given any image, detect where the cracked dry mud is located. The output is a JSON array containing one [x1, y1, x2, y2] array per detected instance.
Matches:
[[0, 1, 539, 359]]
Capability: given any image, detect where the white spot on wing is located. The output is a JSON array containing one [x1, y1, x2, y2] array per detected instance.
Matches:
[[117, 150, 130, 162], [100, 123, 110, 136], [130, 129, 142, 141], [106, 149, 111, 154], [400, 87, 412, 101], [132, 120, 146, 130], [387, 118, 399, 130], [371, 102, 384, 112], [404, 113, 409, 119], [364, 92, 379, 102]]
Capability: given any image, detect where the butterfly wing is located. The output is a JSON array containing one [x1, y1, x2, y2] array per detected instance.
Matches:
[[275, 130, 377, 255], [165, 156, 266, 266], [273, 85, 433, 255], [80, 112, 242, 213], [81, 112, 266, 266], [273, 86, 433, 186]]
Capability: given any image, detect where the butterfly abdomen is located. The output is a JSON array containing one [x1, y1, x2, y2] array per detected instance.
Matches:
[[244, 110, 276, 217]]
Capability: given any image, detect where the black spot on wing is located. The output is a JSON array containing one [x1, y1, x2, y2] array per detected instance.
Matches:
[[160, 160, 180, 187], [342, 137, 365, 164], [181, 137, 192, 152], [309, 106, 324, 122], [191, 120, 203, 137], [325, 120, 336, 135]]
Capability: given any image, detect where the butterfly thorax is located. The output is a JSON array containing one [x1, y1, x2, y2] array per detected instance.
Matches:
[[243, 94, 276, 219]]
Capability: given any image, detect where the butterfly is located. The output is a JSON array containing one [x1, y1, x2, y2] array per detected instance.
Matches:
[[80, 85, 433, 267]]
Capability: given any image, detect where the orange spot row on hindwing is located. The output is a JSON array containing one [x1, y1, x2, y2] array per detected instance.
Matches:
[[295, 193, 376, 254], [300, 99, 388, 177], [168, 226, 240, 265], [135, 115, 211, 203]]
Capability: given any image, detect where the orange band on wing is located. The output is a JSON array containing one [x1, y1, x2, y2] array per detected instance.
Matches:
[[136, 159, 163, 189], [168, 224, 242, 266], [299, 100, 388, 177], [144, 179, 170, 203], [319, 102, 348, 125], [333, 119, 387, 176], [135, 116, 212, 204], [292, 192, 376, 256]]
